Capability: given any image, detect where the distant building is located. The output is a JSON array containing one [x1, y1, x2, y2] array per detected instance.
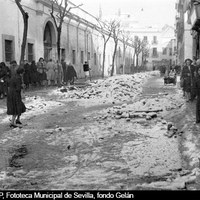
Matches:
[[118, 14, 177, 71]]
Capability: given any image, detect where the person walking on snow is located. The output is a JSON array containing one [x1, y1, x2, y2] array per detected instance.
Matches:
[[7, 67, 26, 128]]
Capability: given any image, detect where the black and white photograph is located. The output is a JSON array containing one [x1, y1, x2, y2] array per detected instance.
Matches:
[[0, 0, 200, 196]]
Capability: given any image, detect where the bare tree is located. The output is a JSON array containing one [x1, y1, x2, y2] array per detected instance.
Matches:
[[141, 39, 149, 71], [121, 31, 131, 74], [50, 0, 82, 61], [96, 19, 113, 78], [15, 0, 29, 65], [132, 36, 143, 71], [110, 20, 121, 76]]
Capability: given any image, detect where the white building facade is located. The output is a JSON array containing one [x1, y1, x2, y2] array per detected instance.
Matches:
[[120, 14, 177, 71], [0, 0, 134, 77]]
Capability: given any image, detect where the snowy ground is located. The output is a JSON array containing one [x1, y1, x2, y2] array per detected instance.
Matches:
[[0, 71, 200, 190]]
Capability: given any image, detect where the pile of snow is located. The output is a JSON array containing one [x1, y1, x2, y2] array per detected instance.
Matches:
[[51, 71, 160, 104], [98, 93, 184, 121]]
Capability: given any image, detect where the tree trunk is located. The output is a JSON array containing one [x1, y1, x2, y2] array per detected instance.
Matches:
[[122, 44, 126, 74], [141, 52, 144, 68], [102, 42, 107, 78], [20, 13, 28, 65], [57, 27, 61, 62], [111, 41, 118, 76], [136, 54, 139, 72], [15, 0, 29, 65]]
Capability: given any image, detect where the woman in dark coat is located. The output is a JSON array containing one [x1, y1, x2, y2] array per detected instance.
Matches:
[[66, 62, 77, 85], [30, 61, 38, 86], [7, 67, 26, 128], [181, 58, 196, 102]]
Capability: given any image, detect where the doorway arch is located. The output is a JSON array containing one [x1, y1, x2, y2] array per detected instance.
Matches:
[[43, 20, 56, 61]]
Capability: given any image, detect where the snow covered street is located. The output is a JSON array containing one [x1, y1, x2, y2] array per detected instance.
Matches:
[[0, 71, 200, 190]]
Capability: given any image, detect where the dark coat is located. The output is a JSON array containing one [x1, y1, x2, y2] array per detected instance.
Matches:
[[181, 64, 196, 93], [83, 63, 89, 72], [7, 74, 26, 115], [30, 62, 39, 84], [66, 65, 77, 82]]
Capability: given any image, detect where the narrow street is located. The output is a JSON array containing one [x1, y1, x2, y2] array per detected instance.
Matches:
[[0, 73, 200, 190]]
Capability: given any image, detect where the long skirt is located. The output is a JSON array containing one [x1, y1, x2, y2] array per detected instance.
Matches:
[[183, 77, 191, 93], [7, 89, 26, 115]]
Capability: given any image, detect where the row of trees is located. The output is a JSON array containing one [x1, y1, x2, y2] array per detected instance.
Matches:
[[15, 0, 149, 77], [95, 18, 150, 77]]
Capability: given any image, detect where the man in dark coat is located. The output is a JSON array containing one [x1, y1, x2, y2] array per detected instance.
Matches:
[[83, 61, 91, 81]]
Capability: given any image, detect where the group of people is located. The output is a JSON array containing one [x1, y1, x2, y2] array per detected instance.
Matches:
[[180, 58, 200, 123], [0, 58, 78, 128], [23, 58, 78, 89], [0, 58, 78, 99], [0, 62, 10, 99]]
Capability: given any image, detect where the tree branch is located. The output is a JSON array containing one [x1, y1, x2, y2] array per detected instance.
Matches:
[[50, 1, 58, 29], [67, 4, 83, 13]]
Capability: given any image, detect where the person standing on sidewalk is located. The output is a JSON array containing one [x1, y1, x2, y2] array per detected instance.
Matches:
[[37, 57, 47, 87], [83, 61, 91, 81], [46, 59, 56, 86], [181, 59, 196, 102]]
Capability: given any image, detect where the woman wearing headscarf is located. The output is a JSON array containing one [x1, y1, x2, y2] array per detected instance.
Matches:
[[181, 58, 196, 102], [7, 67, 26, 128], [37, 57, 47, 86]]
